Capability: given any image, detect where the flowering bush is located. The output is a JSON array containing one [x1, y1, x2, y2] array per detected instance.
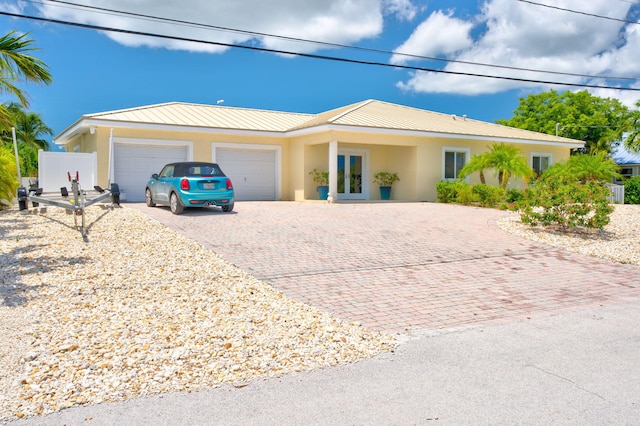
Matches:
[[516, 176, 613, 230]]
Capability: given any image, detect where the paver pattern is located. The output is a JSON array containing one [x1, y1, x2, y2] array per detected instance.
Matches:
[[129, 202, 640, 334]]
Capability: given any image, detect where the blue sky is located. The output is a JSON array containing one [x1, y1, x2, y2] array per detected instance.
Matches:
[[2, 0, 640, 141]]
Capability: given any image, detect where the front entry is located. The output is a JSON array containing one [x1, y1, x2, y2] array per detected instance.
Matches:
[[337, 149, 368, 200]]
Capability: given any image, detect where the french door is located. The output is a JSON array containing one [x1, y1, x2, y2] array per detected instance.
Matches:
[[337, 149, 368, 200]]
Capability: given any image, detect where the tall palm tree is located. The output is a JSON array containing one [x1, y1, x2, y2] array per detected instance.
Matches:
[[0, 31, 52, 125], [5, 103, 53, 150]]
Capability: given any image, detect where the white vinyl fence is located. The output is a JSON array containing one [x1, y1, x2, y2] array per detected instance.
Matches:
[[607, 183, 625, 204], [38, 151, 98, 193]]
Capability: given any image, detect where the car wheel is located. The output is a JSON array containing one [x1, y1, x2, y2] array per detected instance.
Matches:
[[221, 202, 234, 212], [170, 192, 184, 215], [145, 188, 156, 207]]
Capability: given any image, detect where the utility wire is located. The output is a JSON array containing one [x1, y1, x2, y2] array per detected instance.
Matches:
[[3, 10, 640, 92], [518, 0, 640, 25], [32, 0, 638, 83]]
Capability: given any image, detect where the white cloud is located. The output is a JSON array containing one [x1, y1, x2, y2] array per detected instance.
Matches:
[[383, 0, 419, 21], [2, 0, 27, 14], [394, 0, 640, 105], [390, 10, 473, 64], [35, 0, 408, 54]]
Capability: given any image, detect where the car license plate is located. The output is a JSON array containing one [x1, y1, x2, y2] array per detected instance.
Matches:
[[203, 182, 215, 189]]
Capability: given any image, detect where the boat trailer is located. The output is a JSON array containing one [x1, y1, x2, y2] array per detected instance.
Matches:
[[17, 171, 120, 238]]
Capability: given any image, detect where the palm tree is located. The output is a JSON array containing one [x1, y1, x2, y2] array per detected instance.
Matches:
[[0, 31, 52, 204], [4, 103, 53, 150], [543, 152, 621, 183], [0, 31, 52, 125], [459, 152, 490, 184], [459, 143, 534, 189]]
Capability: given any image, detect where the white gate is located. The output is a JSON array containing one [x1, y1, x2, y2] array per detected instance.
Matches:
[[38, 151, 98, 193], [607, 183, 625, 204]]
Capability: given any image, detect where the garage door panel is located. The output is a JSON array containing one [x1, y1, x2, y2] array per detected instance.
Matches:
[[217, 148, 276, 201], [114, 144, 187, 202]]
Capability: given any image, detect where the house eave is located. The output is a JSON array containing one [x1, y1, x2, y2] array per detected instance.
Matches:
[[285, 124, 585, 148], [54, 119, 288, 144], [55, 115, 585, 150]]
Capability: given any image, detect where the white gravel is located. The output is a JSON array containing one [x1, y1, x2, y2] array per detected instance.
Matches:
[[0, 205, 394, 422], [497, 204, 640, 266]]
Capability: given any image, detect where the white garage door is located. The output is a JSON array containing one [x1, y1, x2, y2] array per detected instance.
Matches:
[[114, 144, 188, 202], [216, 148, 276, 201]]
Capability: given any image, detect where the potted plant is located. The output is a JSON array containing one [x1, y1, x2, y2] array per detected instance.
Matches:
[[309, 168, 329, 200], [373, 171, 399, 200]]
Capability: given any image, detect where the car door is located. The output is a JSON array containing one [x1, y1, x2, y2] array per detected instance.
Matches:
[[155, 165, 175, 202]]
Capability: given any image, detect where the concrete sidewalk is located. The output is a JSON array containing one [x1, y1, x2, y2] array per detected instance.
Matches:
[[10, 299, 640, 425]]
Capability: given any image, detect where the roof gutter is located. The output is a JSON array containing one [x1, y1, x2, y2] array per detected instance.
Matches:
[[286, 124, 585, 148]]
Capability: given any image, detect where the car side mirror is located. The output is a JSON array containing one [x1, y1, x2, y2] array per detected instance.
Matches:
[[151, 173, 159, 180]]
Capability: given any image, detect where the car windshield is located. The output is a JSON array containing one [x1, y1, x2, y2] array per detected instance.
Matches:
[[174, 163, 224, 177]]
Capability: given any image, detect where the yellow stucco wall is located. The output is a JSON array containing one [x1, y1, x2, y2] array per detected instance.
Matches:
[[63, 124, 577, 203]]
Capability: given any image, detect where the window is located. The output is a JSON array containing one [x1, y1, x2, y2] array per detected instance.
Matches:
[[443, 148, 469, 180], [620, 168, 634, 179], [159, 165, 175, 178], [532, 153, 552, 176]]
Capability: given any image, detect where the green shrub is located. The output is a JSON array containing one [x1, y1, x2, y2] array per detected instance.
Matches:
[[0, 147, 19, 209], [436, 181, 469, 203], [472, 184, 505, 207], [505, 188, 524, 203], [457, 184, 478, 205], [517, 176, 613, 230], [624, 176, 640, 204]]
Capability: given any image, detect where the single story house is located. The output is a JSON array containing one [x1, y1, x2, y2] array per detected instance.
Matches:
[[612, 144, 640, 180], [54, 99, 584, 202]]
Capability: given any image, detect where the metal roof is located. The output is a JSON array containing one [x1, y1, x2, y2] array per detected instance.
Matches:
[[291, 100, 583, 145], [612, 144, 640, 165], [56, 99, 584, 146], [84, 102, 315, 132]]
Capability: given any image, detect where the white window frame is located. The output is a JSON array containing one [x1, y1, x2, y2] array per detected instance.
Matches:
[[442, 147, 470, 181], [531, 152, 552, 176]]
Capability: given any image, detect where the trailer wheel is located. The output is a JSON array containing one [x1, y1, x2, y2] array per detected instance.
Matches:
[[109, 183, 121, 206]]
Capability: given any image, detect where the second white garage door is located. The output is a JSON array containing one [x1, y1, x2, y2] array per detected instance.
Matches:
[[216, 148, 277, 201], [114, 143, 188, 202]]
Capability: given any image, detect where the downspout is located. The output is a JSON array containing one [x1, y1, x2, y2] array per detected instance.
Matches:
[[108, 128, 114, 185]]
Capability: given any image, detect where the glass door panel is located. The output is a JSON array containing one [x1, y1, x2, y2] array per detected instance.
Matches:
[[337, 151, 366, 199], [337, 155, 346, 194], [349, 155, 362, 194]]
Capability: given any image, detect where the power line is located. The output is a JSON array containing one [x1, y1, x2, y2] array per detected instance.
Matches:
[[31, 0, 638, 83], [3, 10, 640, 92], [518, 0, 640, 25]]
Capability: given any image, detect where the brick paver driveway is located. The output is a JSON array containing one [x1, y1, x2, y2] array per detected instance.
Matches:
[[129, 202, 640, 334]]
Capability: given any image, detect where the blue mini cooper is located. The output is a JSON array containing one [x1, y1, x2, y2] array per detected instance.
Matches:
[[145, 162, 234, 215]]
